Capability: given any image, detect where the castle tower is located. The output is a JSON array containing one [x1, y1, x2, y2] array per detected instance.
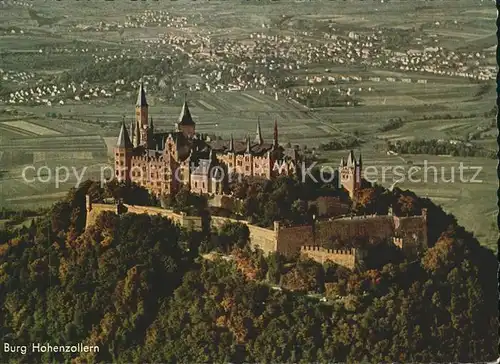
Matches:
[[243, 135, 253, 176], [255, 118, 263, 145], [177, 95, 196, 138], [224, 134, 236, 175], [133, 120, 140, 147], [114, 120, 133, 182], [148, 116, 154, 146], [339, 150, 362, 198], [129, 120, 135, 147], [135, 82, 150, 148]]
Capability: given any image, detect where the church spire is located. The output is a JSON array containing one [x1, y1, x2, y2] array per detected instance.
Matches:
[[116, 118, 133, 148], [255, 117, 263, 145], [136, 81, 148, 107], [177, 93, 196, 138], [135, 81, 149, 131], [129, 120, 135, 145], [178, 94, 195, 126], [229, 134, 234, 152], [245, 135, 251, 153], [347, 150, 356, 167]]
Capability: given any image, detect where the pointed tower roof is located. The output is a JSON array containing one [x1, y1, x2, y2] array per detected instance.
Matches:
[[254, 118, 263, 145], [134, 120, 140, 146], [129, 120, 135, 141], [245, 135, 251, 153], [357, 152, 362, 166], [340, 157, 345, 167], [347, 150, 356, 166], [178, 95, 195, 125], [136, 81, 148, 107], [273, 119, 278, 148], [229, 134, 234, 152], [116, 119, 133, 148]]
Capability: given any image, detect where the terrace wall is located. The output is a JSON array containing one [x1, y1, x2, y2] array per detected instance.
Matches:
[[309, 196, 350, 217], [275, 222, 314, 256], [210, 215, 278, 253], [85, 201, 202, 231], [315, 215, 395, 245], [84, 197, 427, 263], [300, 245, 358, 269]]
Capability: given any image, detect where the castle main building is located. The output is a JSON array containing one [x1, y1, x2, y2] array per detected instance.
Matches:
[[114, 84, 300, 197]]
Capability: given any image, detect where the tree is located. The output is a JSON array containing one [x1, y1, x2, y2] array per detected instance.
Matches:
[[397, 194, 419, 216], [266, 252, 284, 284]]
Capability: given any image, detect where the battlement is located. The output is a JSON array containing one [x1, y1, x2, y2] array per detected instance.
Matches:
[[131, 155, 158, 163], [300, 245, 356, 255], [300, 244, 359, 269]]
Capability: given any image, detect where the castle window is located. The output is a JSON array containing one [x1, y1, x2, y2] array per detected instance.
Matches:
[[245, 166, 249, 172]]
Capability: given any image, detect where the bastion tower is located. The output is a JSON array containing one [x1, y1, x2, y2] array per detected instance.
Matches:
[[339, 150, 362, 198]]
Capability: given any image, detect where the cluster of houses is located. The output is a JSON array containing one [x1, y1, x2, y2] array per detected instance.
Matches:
[[1, 1, 33, 8], [0, 69, 35, 84], [5, 82, 114, 105], [71, 10, 495, 85], [74, 10, 192, 32], [2, 28, 26, 35], [384, 48, 494, 81], [1, 7, 495, 109]]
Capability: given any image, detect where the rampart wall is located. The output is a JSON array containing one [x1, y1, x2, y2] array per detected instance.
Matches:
[[84, 196, 427, 269], [275, 223, 314, 256], [300, 245, 357, 269], [210, 215, 278, 253], [85, 203, 203, 231]]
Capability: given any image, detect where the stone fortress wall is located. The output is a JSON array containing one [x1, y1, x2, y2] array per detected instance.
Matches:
[[300, 246, 360, 269], [85, 198, 203, 231], [84, 196, 427, 270]]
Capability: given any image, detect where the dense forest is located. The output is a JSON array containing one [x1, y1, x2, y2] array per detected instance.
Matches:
[[0, 180, 497, 363]]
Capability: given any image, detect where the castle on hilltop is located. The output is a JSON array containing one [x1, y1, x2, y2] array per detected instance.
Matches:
[[114, 83, 300, 196]]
